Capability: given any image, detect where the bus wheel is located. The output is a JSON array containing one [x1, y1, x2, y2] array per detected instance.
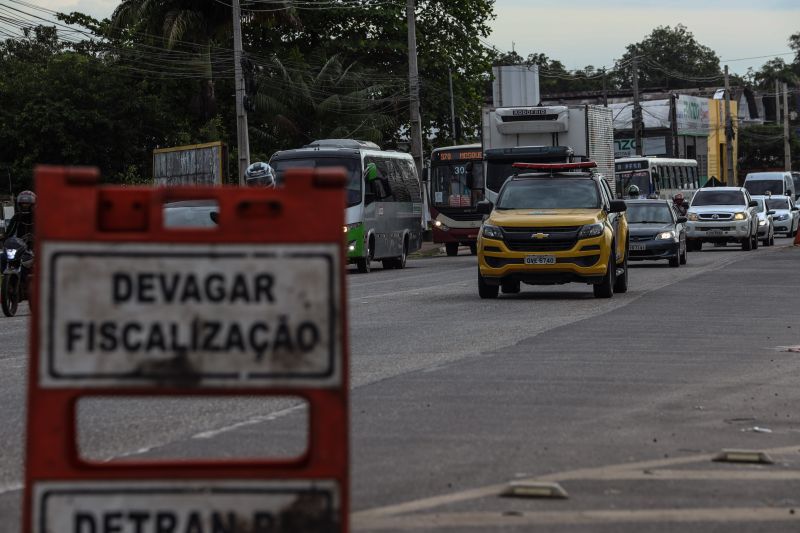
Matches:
[[357, 239, 373, 273], [445, 243, 459, 256], [383, 238, 408, 270]]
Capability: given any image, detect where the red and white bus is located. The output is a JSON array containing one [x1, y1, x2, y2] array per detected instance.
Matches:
[[429, 144, 484, 256]]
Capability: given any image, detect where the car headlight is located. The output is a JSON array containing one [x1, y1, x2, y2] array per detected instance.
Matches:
[[687, 213, 699, 221], [733, 212, 746, 221], [775, 214, 789, 221], [656, 230, 677, 241], [434, 220, 450, 231], [758, 219, 767, 226], [577, 223, 604, 239], [5, 248, 16, 260], [481, 224, 503, 240]]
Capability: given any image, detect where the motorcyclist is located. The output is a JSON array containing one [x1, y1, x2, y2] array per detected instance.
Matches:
[[673, 193, 688, 216], [2, 190, 35, 290], [627, 185, 640, 199], [244, 162, 277, 187], [5, 190, 35, 244]]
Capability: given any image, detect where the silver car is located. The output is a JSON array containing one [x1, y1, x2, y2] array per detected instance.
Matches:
[[761, 195, 799, 237], [686, 187, 759, 251], [751, 197, 775, 246]]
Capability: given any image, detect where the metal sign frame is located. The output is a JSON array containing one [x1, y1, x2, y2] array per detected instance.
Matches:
[[23, 165, 349, 532]]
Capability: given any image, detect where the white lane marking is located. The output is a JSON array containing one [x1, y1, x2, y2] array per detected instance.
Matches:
[[0, 482, 22, 495], [191, 403, 306, 440], [353, 508, 800, 530]]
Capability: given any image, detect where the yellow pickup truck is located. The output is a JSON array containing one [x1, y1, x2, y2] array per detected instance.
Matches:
[[476, 162, 629, 299]]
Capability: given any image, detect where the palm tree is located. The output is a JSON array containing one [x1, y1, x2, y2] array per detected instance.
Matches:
[[250, 53, 403, 151]]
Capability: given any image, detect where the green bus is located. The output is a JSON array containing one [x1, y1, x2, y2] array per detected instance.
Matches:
[[270, 139, 424, 273]]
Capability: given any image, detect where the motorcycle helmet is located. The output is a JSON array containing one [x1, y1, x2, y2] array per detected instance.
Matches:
[[627, 185, 640, 198], [244, 162, 276, 187], [16, 190, 36, 214]]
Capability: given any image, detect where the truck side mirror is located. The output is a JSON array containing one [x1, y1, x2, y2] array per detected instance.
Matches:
[[609, 199, 627, 213], [476, 199, 493, 215]]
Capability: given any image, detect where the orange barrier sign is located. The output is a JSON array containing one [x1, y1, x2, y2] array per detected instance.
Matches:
[[24, 166, 349, 532]]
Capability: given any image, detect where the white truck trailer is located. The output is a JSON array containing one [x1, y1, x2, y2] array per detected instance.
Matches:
[[481, 105, 615, 201]]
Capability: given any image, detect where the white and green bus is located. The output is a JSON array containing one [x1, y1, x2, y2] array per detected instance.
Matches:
[[270, 139, 424, 273]]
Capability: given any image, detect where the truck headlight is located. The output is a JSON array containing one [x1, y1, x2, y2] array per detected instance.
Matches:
[[481, 224, 502, 239], [687, 213, 698, 221], [758, 219, 767, 226], [656, 230, 677, 241], [577, 223, 604, 239], [734, 212, 746, 220]]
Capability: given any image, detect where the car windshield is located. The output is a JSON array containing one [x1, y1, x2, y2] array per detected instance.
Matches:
[[691, 190, 744, 206], [766, 198, 790, 210], [271, 156, 362, 207], [431, 161, 485, 207], [496, 178, 600, 210], [626, 204, 673, 224], [745, 179, 783, 196]]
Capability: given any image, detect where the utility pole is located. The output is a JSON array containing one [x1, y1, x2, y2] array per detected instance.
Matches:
[[602, 68, 608, 107], [448, 68, 457, 144], [406, 0, 424, 178], [783, 82, 791, 171], [232, 0, 250, 185], [775, 79, 781, 124], [670, 93, 679, 157], [632, 56, 643, 156], [723, 65, 735, 186]]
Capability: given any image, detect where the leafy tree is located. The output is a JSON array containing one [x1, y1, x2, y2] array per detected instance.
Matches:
[[614, 24, 722, 90], [0, 25, 202, 189], [249, 52, 399, 151], [738, 124, 799, 172]]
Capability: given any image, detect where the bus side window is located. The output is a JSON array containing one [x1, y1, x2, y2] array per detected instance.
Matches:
[[386, 158, 410, 202], [399, 159, 422, 203], [366, 157, 392, 200]]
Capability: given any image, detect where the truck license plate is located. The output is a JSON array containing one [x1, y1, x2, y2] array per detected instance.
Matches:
[[707, 229, 723, 236], [525, 255, 556, 265]]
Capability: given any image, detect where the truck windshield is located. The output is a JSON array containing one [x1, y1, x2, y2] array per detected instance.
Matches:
[[431, 163, 484, 207], [271, 157, 362, 207], [691, 191, 744, 206], [496, 179, 600, 210], [745, 179, 783, 196]]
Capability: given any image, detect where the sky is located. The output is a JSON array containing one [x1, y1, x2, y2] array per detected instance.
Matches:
[[24, 0, 800, 76], [487, 0, 799, 76]]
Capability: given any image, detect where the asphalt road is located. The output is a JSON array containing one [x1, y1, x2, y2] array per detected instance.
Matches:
[[1, 238, 800, 531]]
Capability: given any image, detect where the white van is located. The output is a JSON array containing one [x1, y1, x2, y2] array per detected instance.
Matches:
[[744, 172, 795, 199]]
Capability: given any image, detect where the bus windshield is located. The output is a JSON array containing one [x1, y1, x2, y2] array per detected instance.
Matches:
[[431, 162, 484, 208], [616, 170, 650, 195], [496, 179, 600, 210], [271, 157, 362, 207]]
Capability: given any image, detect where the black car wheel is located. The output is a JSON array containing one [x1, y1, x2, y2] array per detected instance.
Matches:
[[594, 249, 615, 299], [478, 273, 499, 299]]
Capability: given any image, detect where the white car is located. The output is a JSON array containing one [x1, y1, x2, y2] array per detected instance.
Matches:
[[760, 195, 799, 237], [751, 197, 775, 246], [686, 187, 759, 251]]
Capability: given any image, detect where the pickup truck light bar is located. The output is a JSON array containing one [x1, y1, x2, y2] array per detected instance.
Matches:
[[512, 161, 597, 171]]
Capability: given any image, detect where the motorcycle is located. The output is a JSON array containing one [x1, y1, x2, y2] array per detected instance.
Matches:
[[1, 235, 33, 317]]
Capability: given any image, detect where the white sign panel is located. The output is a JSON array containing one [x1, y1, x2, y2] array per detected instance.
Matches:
[[34, 480, 339, 533], [39, 242, 341, 388]]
